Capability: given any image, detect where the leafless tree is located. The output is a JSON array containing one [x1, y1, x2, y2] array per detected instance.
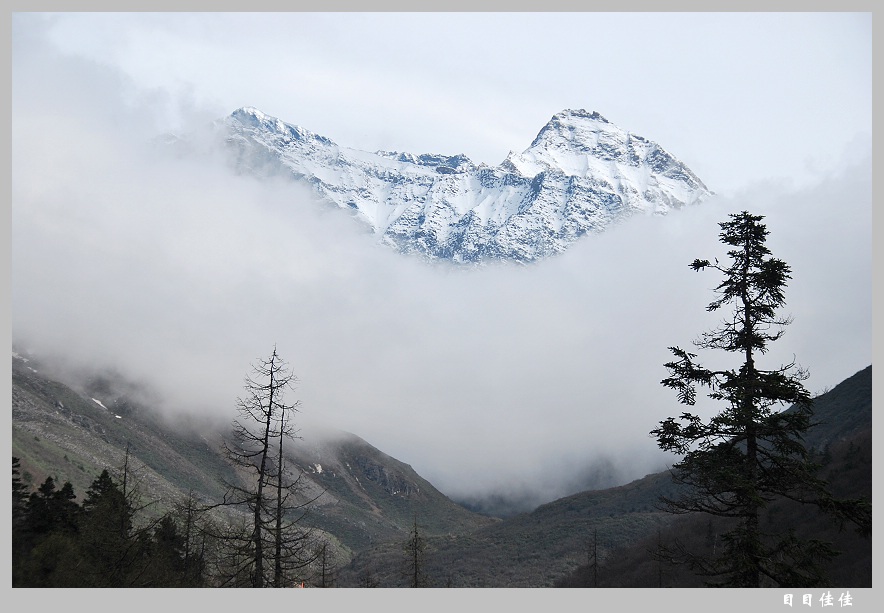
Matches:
[[213, 346, 316, 587]]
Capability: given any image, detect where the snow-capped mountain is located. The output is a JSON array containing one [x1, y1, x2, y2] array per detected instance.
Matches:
[[215, 107, 711, 263]]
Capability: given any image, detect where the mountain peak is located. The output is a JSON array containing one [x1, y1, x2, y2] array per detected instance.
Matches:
[[205, 107, 711, 263], [230, 105, 274, 127], [526, 108, 623, 153], [234, 105, 262, 117], [227, 106, 333, 147], [508, 110, 707, 195], [553, 108, 609, 123]]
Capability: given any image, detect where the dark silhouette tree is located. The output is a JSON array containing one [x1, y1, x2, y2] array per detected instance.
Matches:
[[143, 514, 189, 586], [311, 541, 338, 587], [586, 528, 600, 587], [403, 515, 427, 587], [650, 211, 871, 587], [11, 458, 29, 585], [215, 346, 314, 587], [12, 457, 28, 525], [74, 449, 161, 586], [267, 403, 318, 587], [24, 476, 79, 538], [168, 489, 217, 586], [139, 512, 210, 587], [76, 468, 142, 586], [13, 456, 215, 587], [15, 472, 81, 586]]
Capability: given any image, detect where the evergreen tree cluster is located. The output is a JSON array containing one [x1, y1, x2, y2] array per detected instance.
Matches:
[[12, 458, 209, 587], [11, 455, 337, 588]]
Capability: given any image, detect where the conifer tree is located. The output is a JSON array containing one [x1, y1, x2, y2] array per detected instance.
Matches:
[[77, 468, 140, 586], [25, 476, 79, 537], [12, 458, 27, 523], [15, 471, 81, 586], [11, 458, 29, 585], [141, 514, 207, 587], [75, 450, 159, 587], [650, 211, 871, 587]]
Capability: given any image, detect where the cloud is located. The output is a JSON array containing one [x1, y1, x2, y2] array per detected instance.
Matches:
[[12, 20, 872, 511]]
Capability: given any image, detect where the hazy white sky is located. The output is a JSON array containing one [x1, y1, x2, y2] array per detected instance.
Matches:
[[10, 12, 873, 507], [31, 11, 871, 195]]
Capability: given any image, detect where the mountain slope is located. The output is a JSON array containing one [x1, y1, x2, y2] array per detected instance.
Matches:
[[200, 107, 712, 263], [338, 366, 873, 587], [11, 351, 494, 564], [554, 365, 874, 588], [792, 365, 872, 451], [555, 424, 872, 588]]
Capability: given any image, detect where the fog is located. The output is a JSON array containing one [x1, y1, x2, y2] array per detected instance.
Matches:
[[11, 17, 872, 509]]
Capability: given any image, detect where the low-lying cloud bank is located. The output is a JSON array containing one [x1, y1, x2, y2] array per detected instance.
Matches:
[[12, 31, 872, 509]]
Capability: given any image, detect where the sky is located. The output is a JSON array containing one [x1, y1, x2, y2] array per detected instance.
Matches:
[[10, 12, 873, 510]]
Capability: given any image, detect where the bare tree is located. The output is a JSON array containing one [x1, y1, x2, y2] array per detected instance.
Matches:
[[403, 515, 427, 587], [267, 403, 319, 587], [312, 541, 338, 587], [215, 346, 314, 587], [166, 489, 224, 586]]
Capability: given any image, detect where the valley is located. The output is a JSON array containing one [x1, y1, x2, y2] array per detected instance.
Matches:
[[11, 351, 871, 587]]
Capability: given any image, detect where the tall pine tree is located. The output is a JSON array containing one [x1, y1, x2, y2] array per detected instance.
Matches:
[[650, 211, 870, 587]]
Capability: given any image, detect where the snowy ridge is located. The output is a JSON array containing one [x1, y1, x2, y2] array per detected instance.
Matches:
[[218, 107, 712, 263]]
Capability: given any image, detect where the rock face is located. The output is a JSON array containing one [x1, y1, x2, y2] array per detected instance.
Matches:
[[218, 107, 712, 263]]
